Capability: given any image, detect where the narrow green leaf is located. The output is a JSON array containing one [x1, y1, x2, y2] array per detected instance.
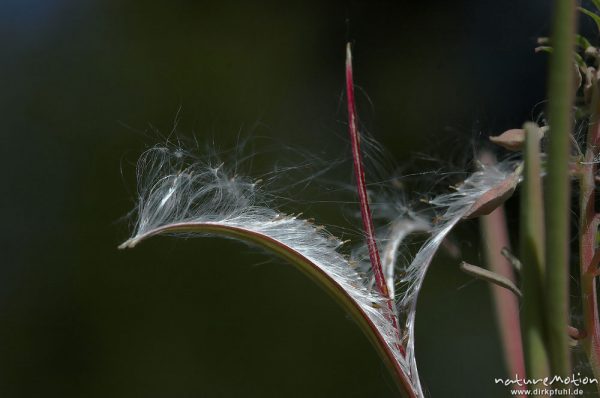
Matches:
[[576, 34, 593, 50], [535, 46, 553, 54], [574, 52, 587, 69], [579, 7, 600, 32]]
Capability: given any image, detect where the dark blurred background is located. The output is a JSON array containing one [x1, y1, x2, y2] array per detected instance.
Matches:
[[1, 0, 556, 397]]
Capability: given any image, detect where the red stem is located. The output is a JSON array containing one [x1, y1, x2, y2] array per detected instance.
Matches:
[[345, 44, 403, 352], [580, 98, 600, 381], [478, 151, 526, 397]]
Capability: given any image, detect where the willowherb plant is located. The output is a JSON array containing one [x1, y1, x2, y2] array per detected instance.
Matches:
[[120, 1, 600, 396]]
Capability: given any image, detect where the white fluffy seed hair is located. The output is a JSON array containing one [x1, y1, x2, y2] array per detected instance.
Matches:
[[120, 145, 417, 392], [396, 159, 521, 396], [353, 213, 430, 304], [381, 217, 430, 301], [122, 143, 521, 398]]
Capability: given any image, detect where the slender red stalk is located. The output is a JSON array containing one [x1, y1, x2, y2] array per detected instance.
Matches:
[[579, 88, 600, 383], [345, 43, 403, 352], [478, 152, 526, 397], [345, 44, 389, 298], [480, 190, 526, 379]]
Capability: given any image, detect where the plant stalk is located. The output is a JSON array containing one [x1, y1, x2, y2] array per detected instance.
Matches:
[[478, 153, 526, 395], [545, 0, 576, 378], [520, 122, 551, 383], [345, 43, 403, 352], [580, 70, 600, 385]]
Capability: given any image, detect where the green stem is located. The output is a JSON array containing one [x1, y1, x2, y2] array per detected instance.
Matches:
[[520, 122, 551, 382], [545, 0, 576, 378]]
